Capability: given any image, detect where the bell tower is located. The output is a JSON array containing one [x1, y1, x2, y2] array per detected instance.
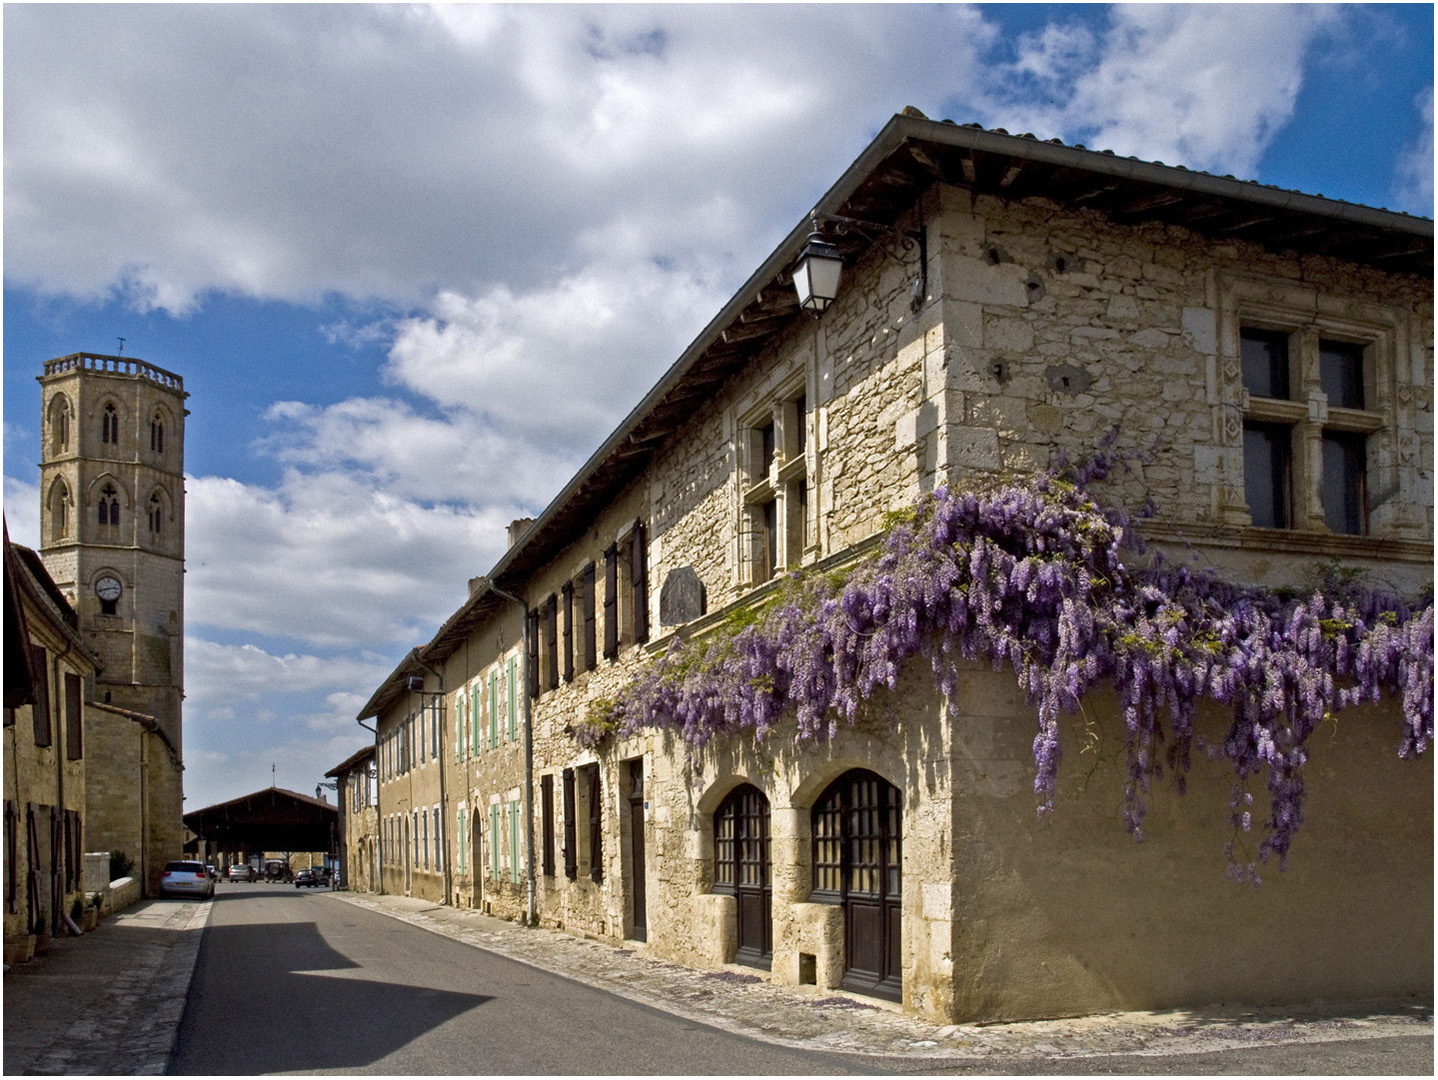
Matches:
[[37, 352, 188, 879]]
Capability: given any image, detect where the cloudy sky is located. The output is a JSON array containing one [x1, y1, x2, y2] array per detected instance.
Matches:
[[4, 3, 1432, 810]]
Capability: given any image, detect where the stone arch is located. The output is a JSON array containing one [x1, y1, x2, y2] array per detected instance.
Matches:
[[145, 484, 173, 539], [46, 393, 73, 455], [46, 477, 73, 541], [87, 474, 129, 535]]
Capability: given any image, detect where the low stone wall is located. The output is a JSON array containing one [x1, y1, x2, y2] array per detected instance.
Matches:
[[108, 877, 141, 915]]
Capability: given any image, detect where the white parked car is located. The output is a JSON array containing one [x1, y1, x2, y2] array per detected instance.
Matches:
[[160, 860, 215, 899]]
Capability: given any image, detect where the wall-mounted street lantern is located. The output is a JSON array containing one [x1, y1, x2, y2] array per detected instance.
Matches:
[[791, 209, 928, 318], [792, 215, 844, 315]]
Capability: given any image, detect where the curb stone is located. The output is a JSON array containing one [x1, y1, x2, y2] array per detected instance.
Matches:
[[330, 891, 1431, 1064]]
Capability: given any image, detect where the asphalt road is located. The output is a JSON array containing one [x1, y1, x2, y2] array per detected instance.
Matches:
[[167, 883, 879, 1075]]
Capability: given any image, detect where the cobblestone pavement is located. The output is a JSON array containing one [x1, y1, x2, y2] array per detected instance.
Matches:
[[334, 891, 1432, 1067], [3, 897, 210, 1075]]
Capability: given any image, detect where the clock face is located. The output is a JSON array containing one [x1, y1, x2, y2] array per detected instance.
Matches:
[[95, 576, 123, 602]]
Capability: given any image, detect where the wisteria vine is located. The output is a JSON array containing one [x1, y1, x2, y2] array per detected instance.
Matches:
[[581, 450, 1433, 879]]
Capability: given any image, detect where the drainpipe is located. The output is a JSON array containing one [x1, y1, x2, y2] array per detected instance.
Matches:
[[484, 581, 535, 928], [411, 649, 450, 906]]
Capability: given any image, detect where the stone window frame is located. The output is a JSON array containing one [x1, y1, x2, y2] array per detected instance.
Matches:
[[47, 393, 73, 456], [1215, 274, 1415, 541], [734, 372, 814, 586]]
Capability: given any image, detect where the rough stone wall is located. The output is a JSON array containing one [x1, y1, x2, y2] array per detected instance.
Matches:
[[945, 666, 1432, 1020], [81, 708, 144, 874]]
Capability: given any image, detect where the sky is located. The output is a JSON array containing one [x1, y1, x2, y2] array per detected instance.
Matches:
[[3, 3, 1432, 811]]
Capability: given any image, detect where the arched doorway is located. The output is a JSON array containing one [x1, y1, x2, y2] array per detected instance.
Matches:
[[714, 784, 771, 969], [812, 769, 902, 1001]]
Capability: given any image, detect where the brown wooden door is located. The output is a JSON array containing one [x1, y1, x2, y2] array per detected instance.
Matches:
[[628, 759, 647, 942], [715, 785, 771, 969], [813, 770, 902, 1002]]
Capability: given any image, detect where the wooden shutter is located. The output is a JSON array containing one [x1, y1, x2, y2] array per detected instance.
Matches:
[[562, 769, 577, 879], [64, 672, 83, 760], [526, 610, 540, 699], [507, 657, 519, 741], [541, 775, 556, 877], [582, 564, 597, 671], [488, 672, 499, 747], [631, 521, 649, 643], [603, 545, 618, 659], [585, 763, 603, 884], [561, 583, 574, 683], [545, 594, 559, 690], [509, 801, 521, 884], [30, 646, 50, 747]]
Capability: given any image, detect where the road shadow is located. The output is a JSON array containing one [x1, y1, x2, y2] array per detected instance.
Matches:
[[169, 919, 491, 1074]]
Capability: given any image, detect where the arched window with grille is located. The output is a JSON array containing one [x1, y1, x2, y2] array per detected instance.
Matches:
[[148, 493, 163, 536], [811, 769, 902, 1001], [150, 412, 165, 454], [98, 484, 120, 529], [713, 783, 772, 968], [49, 481, 72, 541], [49, 396, 72, 454], [101, 403, 119, 445]]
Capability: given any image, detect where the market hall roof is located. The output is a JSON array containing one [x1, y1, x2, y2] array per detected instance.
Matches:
[[485, 109, 1433, 593], [183, 786, 339, 852]]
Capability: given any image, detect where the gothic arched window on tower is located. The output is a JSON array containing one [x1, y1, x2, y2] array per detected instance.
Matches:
[[99, 484, 120, 529], [150, 413, 165, 454], [102, 403, 119, 445], [50, 481, 72, 541], [51, 397, 72, 454], [149, 493, 163, 536]]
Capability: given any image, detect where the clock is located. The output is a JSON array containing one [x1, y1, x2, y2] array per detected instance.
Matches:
[[95, 576, 123, 602]]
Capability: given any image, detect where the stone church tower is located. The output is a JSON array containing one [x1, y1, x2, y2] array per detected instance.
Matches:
[[36, 352, 188, 889]]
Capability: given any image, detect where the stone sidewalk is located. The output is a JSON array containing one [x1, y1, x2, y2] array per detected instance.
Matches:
[[335, 891, 1432, 1067], [2, 897, 209, 1075]]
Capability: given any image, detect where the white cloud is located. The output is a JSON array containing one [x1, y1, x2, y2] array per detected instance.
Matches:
[[982, 5, 1341, 178], [3, 477, 41, 550], [1395, 86, 1435, 214], [185, 471, 505, 650]]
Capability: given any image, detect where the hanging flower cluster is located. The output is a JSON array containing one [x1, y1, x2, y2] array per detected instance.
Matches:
[[581, 452, 1433, 879]]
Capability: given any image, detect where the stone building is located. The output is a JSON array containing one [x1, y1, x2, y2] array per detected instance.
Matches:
[[326, 745, 378, 892], [353, 115, 1432, 1021], [33, 352, 189, 895], [4, 525, 99, 956]]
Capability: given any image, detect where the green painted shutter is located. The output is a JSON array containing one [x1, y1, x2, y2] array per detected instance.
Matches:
[[507, 657, 518, 741], [456, 694, 466, 762]]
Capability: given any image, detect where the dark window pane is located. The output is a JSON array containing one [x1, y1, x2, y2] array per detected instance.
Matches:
[[1243, 422, 1291, 529], [1240, 328, 1290, 400], [761, 500, 776, 580], [759, 422, 775, 471], [1322, 432, 1368, 535], [794, 394, 807, 455], [1320, 340, 1365, 410]]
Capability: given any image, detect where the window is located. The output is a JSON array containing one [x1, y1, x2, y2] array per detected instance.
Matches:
[[49, 396, 71, 454], [581, 563, 597, 671], [541, 775, 556, 877], [49, 481, 72, 542], [457, 807, 468, 874], [562, 769, 578, 879], [601, 526, 649, 660], [488, 671, 499, 748], [603, 545, 619, 659], [544, 594, 559, 691], [421, 809, 429, 869], [30, 645, 50, 747], [490, 803, 502, 880], [417, 707, 425, 765], [470, 683, 481, 757], [102, 403, 119, 445], [150, 412, 165, 454], [1224, 273, 1400, 541], [431, 697, 439, 759], [433, 807, 442, 872], [508, 800, 521, 884], [583, 762, 602, 884], [64, 672, 83, 761], [148, 493, 163, 536], [741, 390, 811, 583], [527, 608, 541, 698], [561, 583, 575, 683], [455, 690, 467, 763], [98, 484, 120, 530]]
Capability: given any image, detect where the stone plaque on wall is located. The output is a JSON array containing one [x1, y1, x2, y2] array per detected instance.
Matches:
[[659, 566, 706, 626]]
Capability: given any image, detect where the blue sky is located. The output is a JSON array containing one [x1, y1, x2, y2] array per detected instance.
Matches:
[[4, 3, 1432, 809]]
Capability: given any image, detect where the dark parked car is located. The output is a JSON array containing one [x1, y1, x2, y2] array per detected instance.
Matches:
[[294, 868, 320, 888]]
